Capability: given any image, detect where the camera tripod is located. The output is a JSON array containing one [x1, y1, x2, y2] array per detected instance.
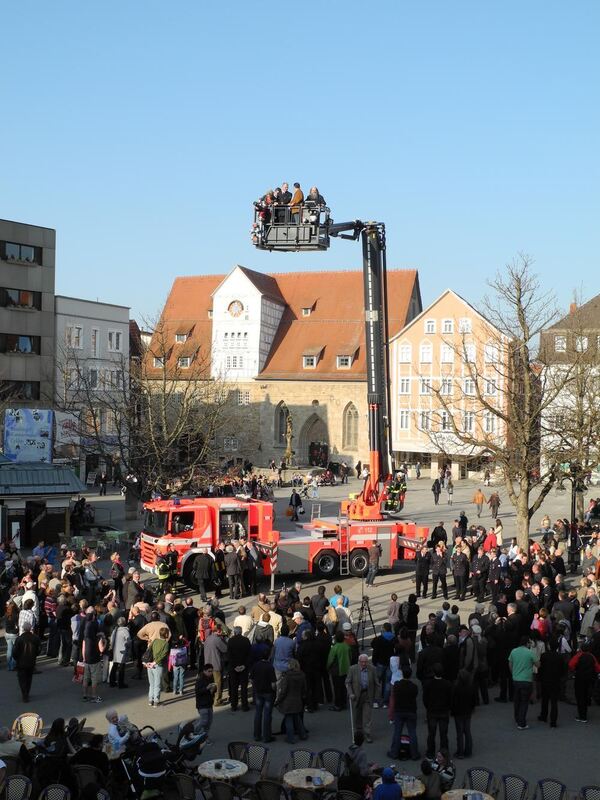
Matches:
[[355, 585, 376, 649]]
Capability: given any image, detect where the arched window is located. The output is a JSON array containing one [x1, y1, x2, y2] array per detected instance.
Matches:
[[343, 402, 359, 450], [275, 401, 289, 445]]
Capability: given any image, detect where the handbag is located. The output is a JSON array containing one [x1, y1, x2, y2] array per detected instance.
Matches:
[[72, 661, 85, 684]]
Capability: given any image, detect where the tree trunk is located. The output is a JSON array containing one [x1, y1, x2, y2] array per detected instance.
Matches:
[[515, 485, 530, 551]]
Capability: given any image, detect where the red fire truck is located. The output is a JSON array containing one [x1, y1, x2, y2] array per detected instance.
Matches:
[[139, 494, 428, 588], [140, 209, 428, 585]]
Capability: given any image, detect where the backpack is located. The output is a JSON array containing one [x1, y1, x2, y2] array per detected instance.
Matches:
[[400, 602, 410, 626], [254, 624, 271, 643], [171, 646, 188, 667]]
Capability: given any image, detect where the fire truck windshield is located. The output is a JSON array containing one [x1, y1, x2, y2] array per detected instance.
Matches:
[[144, 509, 168, 536]]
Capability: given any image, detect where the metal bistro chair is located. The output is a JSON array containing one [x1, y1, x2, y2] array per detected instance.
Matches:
[[228, 741, 249, 761], [284, 749, 317, 772], [210, 780, 240, 800], [4, 775, 33, 800], [463, 767, 498, 796], [500, 774, 530, 800], [11, 713, 43, 739], [317, 749, 345, 778], [37, 785, 72, 800], [71, 764, 106, 795], [1, 756, 22, 777], [534, 779, 568, 800], [255, 780, 291, 800], [335, 792, 363, 800], [239, 743, 269, 783], [95, 791, 111, 800], [172, 773, 196, 800], [581, 788, 600, 800], [290, 789, 319, 800]]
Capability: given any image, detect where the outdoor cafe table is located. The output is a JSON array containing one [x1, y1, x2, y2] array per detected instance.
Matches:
[[442, 791, 495, 800], [198, 759, 248, 780], [283, 768, 335, 790], [374, 775, 425, 798]]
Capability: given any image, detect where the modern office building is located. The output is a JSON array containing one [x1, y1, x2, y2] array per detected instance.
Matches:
[[0, 218, 56, 404]]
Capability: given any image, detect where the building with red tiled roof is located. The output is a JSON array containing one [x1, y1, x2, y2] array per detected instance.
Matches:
[[152, 265, 421, 466]]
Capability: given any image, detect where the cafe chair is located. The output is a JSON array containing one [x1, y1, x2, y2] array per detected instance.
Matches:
[[228, 741, 249, 761], [5, 775, 33, 800], [211, 780, 241, 800], [283, 749, 317, 774], [11, 713, 43, 739], [95, 791, 111, 800], [255, 779, 291, 800], [317, 750, 345, 778], [534, 779, 568, 800], [291, 789, 318, 800], [500, 774, 530, 800], [581, 789, 600, 800], [71, 765, 106, 794], [237, 744, 270, 791], [335, 791, 363, 800], [173, 773, 197, 800], [37, 785, 71, 800], [463, 767, 498, 796]]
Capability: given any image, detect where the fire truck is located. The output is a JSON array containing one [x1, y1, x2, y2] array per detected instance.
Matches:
[[140, 205, 428, 585]]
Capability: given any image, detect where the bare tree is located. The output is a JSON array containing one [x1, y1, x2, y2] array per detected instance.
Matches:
[[425, 255, 572, 549], [55, 316, 232, 512], [540, 293, 600, 519]]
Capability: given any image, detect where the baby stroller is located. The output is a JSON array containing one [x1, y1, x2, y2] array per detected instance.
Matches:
[[121, 737, 168, 799]]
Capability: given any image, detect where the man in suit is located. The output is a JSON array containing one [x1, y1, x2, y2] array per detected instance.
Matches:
[[538, 638, 568, 727], [345, 653, 380, 742]]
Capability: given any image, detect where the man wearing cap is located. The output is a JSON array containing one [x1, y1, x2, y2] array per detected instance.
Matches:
[[346, 653, 379, 742], [293, 612, 312, 646]]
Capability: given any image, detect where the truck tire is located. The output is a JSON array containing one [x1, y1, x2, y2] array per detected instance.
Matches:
[[182, 558, 197, 590], [349, 549, 369, 577], [314, 550, 339, 577]]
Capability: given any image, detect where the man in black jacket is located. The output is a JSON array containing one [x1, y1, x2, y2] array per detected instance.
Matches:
[[470, 546, 490, 603], [387, 666, 420, 760], [193, 549, 213, 602], [227, 626, 251, 712], [415, 546, 431, 599], [431, 545, 449, 600], [452, 549, 469, 601], [250, 650, 277, 742], [371, 623, 396, 707], [224, 546, 242, 600], [487, 550, 503, 605], [431, 522, 447, 547], [423, 663, 452, 758], [538, 638, 567, 727], [195, 663, 217, 737], [13, 622, 41, 702]]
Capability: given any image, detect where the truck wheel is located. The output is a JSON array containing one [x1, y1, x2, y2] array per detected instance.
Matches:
[[314, 551, 339, 577], [182, 559, 197, 590], [349, 549, 369, 577]]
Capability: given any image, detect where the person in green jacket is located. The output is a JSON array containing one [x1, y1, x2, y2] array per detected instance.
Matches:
[[327, 631, 352, 711], [147, 627, 170, 707]]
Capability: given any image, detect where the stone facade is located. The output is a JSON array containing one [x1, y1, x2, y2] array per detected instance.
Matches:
[[217, 379, 368, 469]]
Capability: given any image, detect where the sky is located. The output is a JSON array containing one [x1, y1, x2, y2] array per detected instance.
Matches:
[[2, 1, 599, 322]]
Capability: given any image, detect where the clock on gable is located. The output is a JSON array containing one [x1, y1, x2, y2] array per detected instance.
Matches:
[[228, 300, 244, 318]]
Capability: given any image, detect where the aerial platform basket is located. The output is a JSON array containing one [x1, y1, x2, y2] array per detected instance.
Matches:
[[252, 205, 332, 251]]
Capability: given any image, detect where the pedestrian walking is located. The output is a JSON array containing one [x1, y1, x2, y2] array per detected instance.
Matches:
[[446, 480, 454, 505], [432, 479, 441, 505], [289, 488, 303, 522], [488, 492, 501, 518], [472, 489, 486, 518], [12, 621, 40, 702]]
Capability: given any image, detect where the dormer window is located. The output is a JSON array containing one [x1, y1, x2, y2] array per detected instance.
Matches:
[[302, 307, 312, 317], [175, 333, 187, 343], [153, 357, 165, 368], [303, 355, 316, 368], [208, 309, 213, 319], [178, 356, 191, 368], [337, 355, 352, 369], [302, 346, 322, 369]]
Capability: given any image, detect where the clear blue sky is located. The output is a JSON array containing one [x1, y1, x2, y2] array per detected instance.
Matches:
[[3, 1, 599, 322]]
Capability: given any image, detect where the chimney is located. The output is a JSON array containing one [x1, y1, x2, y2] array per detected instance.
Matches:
[[570, 302, 577, 314]]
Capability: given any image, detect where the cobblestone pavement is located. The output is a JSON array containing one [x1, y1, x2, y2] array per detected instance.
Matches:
[[1, 479, 597, 788]]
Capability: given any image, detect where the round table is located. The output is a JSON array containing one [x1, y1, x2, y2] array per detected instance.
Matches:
[[283, 769, 335, 790], [374, 775, 425, 797], [442, 791, 495, 800], [198, 759, 248, 780]]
